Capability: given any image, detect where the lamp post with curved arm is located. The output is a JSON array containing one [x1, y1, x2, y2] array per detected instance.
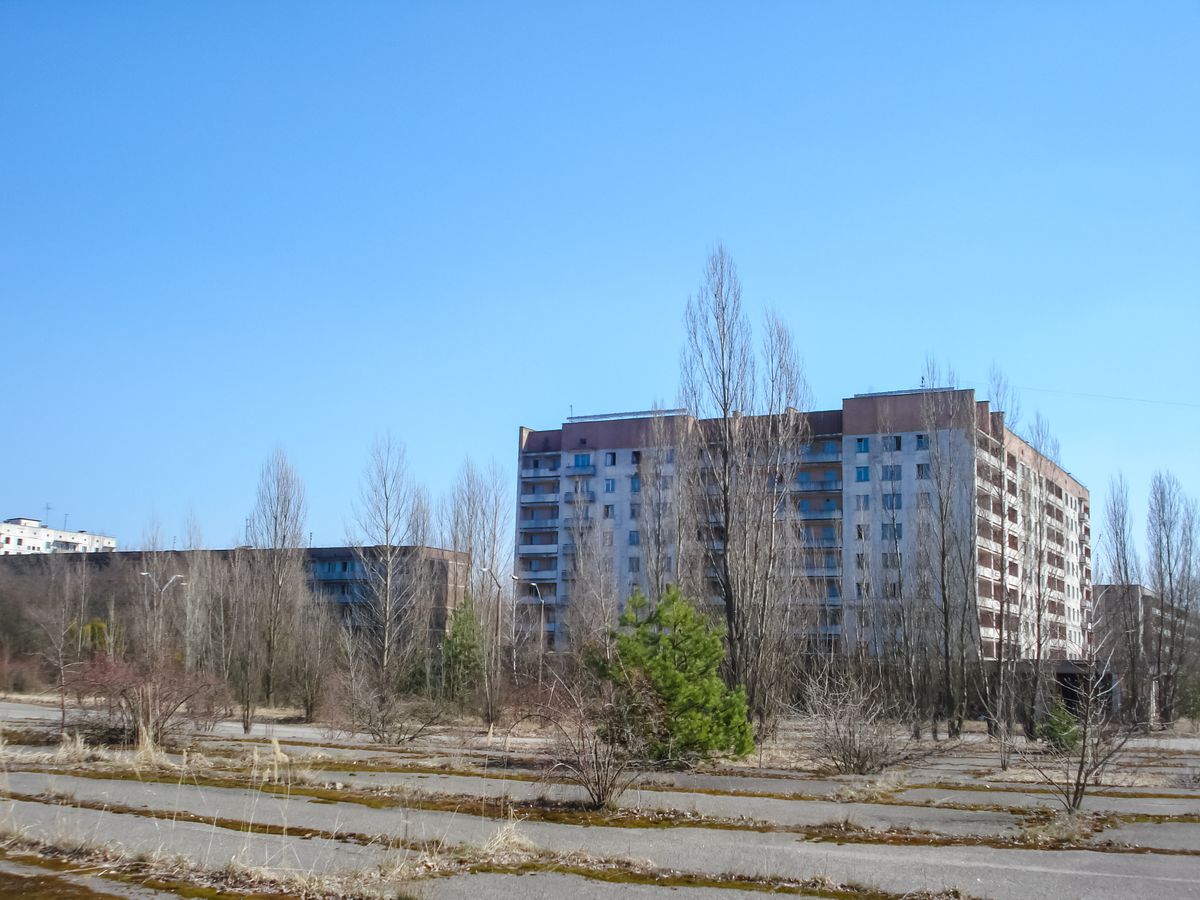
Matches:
[[511, 575, 545, 686]]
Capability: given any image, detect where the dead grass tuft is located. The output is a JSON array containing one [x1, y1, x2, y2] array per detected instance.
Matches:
[[834, 772, 909, 803], [1021, 812, 1100, 845]]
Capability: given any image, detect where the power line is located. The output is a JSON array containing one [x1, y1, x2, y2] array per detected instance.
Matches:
[[1017, 386, 1200, 411]]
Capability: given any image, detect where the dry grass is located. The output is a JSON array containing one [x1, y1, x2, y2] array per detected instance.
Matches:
[[0, 819, 447, 898], [983, 761, 1176, 789], [834, 772, 909, 803], [1020, 812, 1100, 845]]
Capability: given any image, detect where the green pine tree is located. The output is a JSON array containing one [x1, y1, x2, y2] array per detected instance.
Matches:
[[441, 596, 483, 703], [608, 586, 753, 764]]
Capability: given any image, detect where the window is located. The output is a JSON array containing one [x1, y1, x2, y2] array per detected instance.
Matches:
[[855, 437, 869, 452], [629, 503, 641, 519], [856, 581, 868, 599], [574, 453, 591, 467], [855, 495, 870, 511], [882, 523, 902, 540], [604, 452, 616, 466], [883, 435, 901, 451], [631, 450, 641, 464], [855, 524, 868, 540], [916, 463, 931, 480], [603, 531, 613, 547], [883, 552, 902, 569], [628, 557, 641, 574], [604, 478, 616, 493], [881, 465, 901, 481], [628, 530, 640, 546], [883, 493, 902, 511], [885, 581, 901, 598], [603, 504, 614, 519], [855, 466, 870, 482], [630, 475, 641, 493], [916, 434, 929, 450], [918, 492, 932, 510], [855, 552, 866, 569]]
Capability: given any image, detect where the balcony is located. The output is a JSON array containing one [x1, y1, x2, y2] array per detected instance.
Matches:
[[522, 570, 559, 582], [518, 543, 558, 555], [804, 538, 841, 549], [520, 492, 560, 505], [516, 595, 557, 607], [520, 518, 560, 530], [565, 464, 596, 477], [520, 467, 561, 480], [804, 565, 843, 578], [801, 451, 842, 464], [562, 490, 596, 504], [562, 515, 595, 528], [796, 480, 843, 492], [801, 508, 843, 520]]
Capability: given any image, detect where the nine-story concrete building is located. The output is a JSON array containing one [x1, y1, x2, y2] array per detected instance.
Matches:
[[516, 388, 1091, 660]]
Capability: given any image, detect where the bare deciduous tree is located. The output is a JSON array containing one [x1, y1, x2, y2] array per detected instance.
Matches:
[[977, 366, 1023, 764], [1146, 471, 1197, 724], [441, 456, 513, 719], [919, 363, 978, 738], [1101, 474, 1149, 726], [247, 448, 309, 709], [340, 433, 441, 740], [680, 245, 810, 728]]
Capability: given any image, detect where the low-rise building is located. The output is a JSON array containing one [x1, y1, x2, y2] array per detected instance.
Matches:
[[1, 517, 117, 555], [0, 544, 467, 639]]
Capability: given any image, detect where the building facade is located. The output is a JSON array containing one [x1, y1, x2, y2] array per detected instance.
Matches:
[[308, 545, 469, 636], [1, 517, 117, 555], [0, 544, 467, 638], [516, 388, 1092, 660]]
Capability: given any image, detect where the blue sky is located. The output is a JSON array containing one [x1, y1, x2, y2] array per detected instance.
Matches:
[[2, 2, 1197, 559]]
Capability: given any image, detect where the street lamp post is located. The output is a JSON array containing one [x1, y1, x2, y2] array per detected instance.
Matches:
[[512, 575, 545, 686], [481, 567, 510, 686], [140, 571, 186, 660]]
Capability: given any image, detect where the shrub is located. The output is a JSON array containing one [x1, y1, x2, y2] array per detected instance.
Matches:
[[605, 587, 753, 765], [1036, 699, 1081, 752], [79, 658, 221, 749], [537, 669, 648, 809], [801, 665, 907, 775]]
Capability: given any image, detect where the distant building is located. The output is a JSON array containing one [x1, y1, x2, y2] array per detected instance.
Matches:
[[1094, 582, 1198, 722], [516, 388, 1092, 659], [308, 545, 469, 635], [0, 517, 117, 555], [0, 544, 468, 638]]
